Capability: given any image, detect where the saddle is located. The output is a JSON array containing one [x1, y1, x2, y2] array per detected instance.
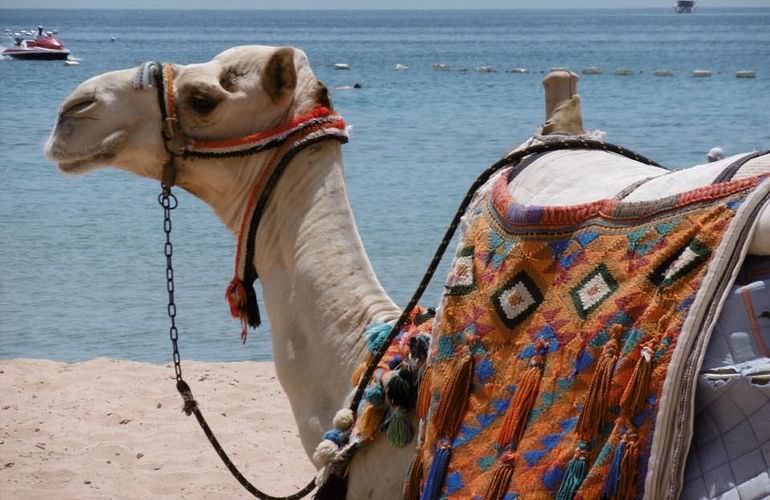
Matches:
[[407, 155, 770, 499]]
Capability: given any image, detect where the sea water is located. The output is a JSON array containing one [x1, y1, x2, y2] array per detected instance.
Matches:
[[1, 9, 769, 362]]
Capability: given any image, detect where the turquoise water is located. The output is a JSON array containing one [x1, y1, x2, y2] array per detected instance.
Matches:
[[1, 9, 769, 362]]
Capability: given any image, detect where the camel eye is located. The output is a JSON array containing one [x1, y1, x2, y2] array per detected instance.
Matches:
[[188, 93, 219, 115]]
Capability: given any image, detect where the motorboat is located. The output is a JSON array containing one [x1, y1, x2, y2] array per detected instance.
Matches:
[[676, 0, 695, 13], [2, 26, 70, 60]]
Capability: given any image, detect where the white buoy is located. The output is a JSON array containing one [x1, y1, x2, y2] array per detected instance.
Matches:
[[506, 67, 529, 74], [707, 147, 725, 162], [691, 69, 713, 77], [736, 70, 756, 79], [432, 63, 450, 71], [110, 36, 117, 42], [582, 66, 602, 75], [394, 63, 409, 71], [614, 68, 634, 76], [476, 65, 496, 73], [333, 63, 350, 70], [654, 70, 675, 77]]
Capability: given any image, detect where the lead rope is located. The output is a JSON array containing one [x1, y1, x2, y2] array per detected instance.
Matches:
[[159, 124, 661, 496], [159, 185, 317, 500]]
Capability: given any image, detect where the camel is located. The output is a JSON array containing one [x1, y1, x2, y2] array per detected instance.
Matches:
[[46, 46, 770, 499]]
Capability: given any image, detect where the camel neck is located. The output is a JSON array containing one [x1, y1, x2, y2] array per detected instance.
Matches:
[[193, 140, 400, 454]]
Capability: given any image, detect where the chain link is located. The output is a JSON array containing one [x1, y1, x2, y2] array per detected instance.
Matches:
[[158, 186, 182, 381]]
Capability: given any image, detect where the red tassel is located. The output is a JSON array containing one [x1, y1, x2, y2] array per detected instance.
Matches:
[[620, 346, 653, 418], [618, 431, 640, 500], [482, 451, 516, 500], [226, 277, 250, 343], [497, 345, 546, 449], [433, 355, 474, 438], [577, 335, 620, 441], [404, 450, 423, 500], [416, 366, 433, 420]]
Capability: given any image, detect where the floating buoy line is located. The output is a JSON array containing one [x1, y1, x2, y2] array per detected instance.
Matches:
[[329, 62, 758, 79]]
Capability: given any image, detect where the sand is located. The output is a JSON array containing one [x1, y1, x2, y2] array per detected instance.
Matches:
[[0, 358, 315, 499]]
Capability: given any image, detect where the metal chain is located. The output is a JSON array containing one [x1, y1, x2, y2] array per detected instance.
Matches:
[[159, 186, 182, 382], [157, 185, 316, 500]]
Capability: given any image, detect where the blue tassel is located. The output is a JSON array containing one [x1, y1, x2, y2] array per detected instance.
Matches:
[[420, 439, 452, 500], [555, 444, 589, 500], [603, 439, 625, 499], [364, 384, 385, 406], [322, 429, 345, 447], [365, 323, 393, 353]]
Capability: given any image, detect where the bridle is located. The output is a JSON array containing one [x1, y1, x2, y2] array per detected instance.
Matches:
[[137, 60, 666, 499], [141, 60, 346, 499]]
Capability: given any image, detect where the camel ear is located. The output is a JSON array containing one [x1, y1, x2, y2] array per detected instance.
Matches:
[[262, 47, 297, 103]]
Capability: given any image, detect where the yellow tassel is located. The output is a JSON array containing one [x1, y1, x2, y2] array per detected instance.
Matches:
[[620, 346, 653, 418], [482, 451, 516, 500], [618, 431, 640, 500], [351, 361, 369, 386], [416, 366, 433, 420], [577, 336, 620, 441], [404, 450, 423, 500], [355, 404, 385, 440], [433, 355, 474, 438], [497, 346, 546, 449]]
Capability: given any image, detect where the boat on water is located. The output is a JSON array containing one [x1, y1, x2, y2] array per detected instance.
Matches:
[[675, 0, 695, 13], [2, 26, 70, 60]]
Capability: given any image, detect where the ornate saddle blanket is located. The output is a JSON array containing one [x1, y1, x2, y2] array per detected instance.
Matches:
[[410, 170, 770, 499]]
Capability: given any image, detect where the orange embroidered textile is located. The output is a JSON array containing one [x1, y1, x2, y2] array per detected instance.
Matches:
[[414, 171, 770, 499]]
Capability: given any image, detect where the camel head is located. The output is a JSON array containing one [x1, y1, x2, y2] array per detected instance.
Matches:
[[46, 45, 331, 181]]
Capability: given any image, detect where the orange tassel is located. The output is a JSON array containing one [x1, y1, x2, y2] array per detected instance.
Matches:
[[433, 355, 474, 438], [404, 450, 423, 500], [618, 431, 640, 500], [620, 346, 653, 418], [482, 451, 516, 500], [351, 361, 369, 386], [416, 366, 433, 420], [577, 336, 620, 441], [497, 346, 546, 449], [355, 404, 385, 440]]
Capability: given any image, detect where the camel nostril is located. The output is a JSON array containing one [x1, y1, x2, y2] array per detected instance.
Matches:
[[61, 97, 97, 117]]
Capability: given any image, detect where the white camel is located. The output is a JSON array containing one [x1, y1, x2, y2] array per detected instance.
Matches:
[[46, 46, 769, 499]]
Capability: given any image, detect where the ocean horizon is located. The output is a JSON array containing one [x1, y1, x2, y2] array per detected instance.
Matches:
[[1, 8, 768, 363]]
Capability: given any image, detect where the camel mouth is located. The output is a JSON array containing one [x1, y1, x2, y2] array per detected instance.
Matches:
[[49, 130, 128, 174]]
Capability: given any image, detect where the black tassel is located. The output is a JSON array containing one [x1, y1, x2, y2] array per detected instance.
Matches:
[[244, 278, 261, 328], [388, 368, 417, 409], [314, 472, 348, 500]]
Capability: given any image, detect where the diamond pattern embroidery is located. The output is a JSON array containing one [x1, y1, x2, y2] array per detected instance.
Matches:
[[570, 264, 618, 319], [492, 271, 543, 329], [446, 246, 476, 295], [649, 239, 711, 288]]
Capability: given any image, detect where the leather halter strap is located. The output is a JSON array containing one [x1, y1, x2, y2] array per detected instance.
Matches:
[[140, 61, 349, 340]]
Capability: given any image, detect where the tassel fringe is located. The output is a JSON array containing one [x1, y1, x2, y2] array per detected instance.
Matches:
[[482, 451, 516, 500], [618, 431, 640, 500], [351, 361, 368, 386], [555, 444, 589, 500], [355, 404, 386, 440], [416, 366, 433, 420], [404, 451, 423, 500], [226, 277, 261, 343], [387, 407, 415, 447], [420, 439, 451, 500], [433, 355, 474, 438], [497, 346, 546, 449], [577, 337, 619, 441], [620, 346, 653, 418]]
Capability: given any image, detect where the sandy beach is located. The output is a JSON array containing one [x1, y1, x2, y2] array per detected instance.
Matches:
[[0, 358, 315, 499]]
